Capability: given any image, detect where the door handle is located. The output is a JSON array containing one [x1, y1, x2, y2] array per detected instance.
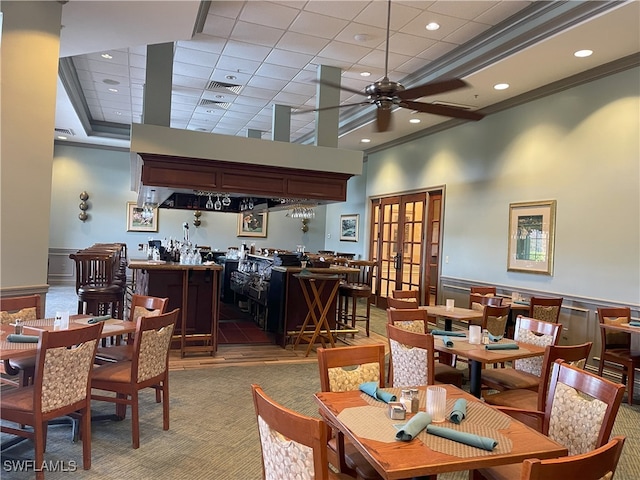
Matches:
[[393, 254, 401, 270]]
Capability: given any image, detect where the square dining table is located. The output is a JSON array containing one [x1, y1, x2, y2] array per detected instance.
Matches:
[[1, 315, 136, 361], [432, 336, 546, 398], [315, 384, 567, 480], [420, 305, 483, 331]]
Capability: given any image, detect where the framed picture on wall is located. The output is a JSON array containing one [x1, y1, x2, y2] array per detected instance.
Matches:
[[126, 202, 159, 232], [238, 211, 268, 237], [507, 200, 556, 275], [340, 214, 359, 242]]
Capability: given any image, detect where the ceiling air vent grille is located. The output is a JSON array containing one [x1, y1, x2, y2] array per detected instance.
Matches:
[[54, 128, 75, 136], [199, 99, 231, 110], [205, 81, 242, 94], [431, 101, 474, 110]]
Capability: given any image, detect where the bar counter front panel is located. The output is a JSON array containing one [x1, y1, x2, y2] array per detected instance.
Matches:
[[129, 260, 222, 357]]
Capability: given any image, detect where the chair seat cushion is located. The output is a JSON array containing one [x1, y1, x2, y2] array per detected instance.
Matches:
[[91, 361, 132, 384], [475, 463, 521, 480], [481, 367, 540, 390], [483, 388, 538, 410], [9, 357, 36, 370], [434, 363, 464, 387], [1, 385, 34, 412], [95, 345, 133, 363], [78, 284, 123, 295], [344, 441, 382, 479], [339, 284, 372, 296]]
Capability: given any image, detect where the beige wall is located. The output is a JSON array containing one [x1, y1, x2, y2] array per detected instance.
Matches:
[[1, 2, 62, 294]]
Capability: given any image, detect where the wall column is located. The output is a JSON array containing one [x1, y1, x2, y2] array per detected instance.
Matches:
[[1, 1, 63, 292]]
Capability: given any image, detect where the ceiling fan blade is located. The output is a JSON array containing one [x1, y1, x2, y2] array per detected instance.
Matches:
[[312, 78, 367, 97], [292, 102, 371, 114], [397, 79, 469, 100], [376, 108, 392, 132], [402, 100, 484, 121]]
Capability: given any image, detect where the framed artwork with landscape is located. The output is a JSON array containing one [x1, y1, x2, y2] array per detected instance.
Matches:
[[507, 200, 556, 275], [238, 211, 268, 237], [340, 214, 359, 242], [126, 202, 158, 232]]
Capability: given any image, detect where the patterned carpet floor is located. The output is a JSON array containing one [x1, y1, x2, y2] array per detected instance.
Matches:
[[2, 287, 637, 479]]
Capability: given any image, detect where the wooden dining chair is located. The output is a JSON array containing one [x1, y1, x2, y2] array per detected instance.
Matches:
[[470, 286, 497, 296], [94, 294, 169, 364], [386, 323, 436, 387], [481, 316, 561, 393], [484, 342, 593, 412], [528, 296, 563, 323], [472, 360, 625, 480], [386, 296, 419, 309], [386, 308, 462, 387], [1, 294, 42, 387], [1, 323, 103, 480], [391, 289, 419, 301], [469, 293, 504, 311], [317, 344, 385, 480], [470, 304, 511, 337], [91, 308, 179, 448], [597, 306, 639, 405], [520, 435, 625, 480], [250, 384, 355, 480]]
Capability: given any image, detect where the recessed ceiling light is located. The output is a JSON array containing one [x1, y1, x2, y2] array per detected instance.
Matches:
[[426, 22, 440, 31], [108, 88, 118, 93], [574, 49, 593, 58], [494, 83, 510, 90], [354, 33, 369, 42], [115, 111, 122, 115], [225, 75, 237, 80], [360, 71, 371, 77], [409, 118, 421, 124], [101, 53, 113, 59], [360, 138, 371, 143], [57, 136, 67, 140]]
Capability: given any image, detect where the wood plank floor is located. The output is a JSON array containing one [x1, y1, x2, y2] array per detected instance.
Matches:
[[169, 307, 390, 370]]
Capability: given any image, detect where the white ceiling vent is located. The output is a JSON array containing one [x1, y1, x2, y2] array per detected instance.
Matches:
[[205, 81, 242, 95], [55, 128, 75, 136], [199, 99, 231, 110]]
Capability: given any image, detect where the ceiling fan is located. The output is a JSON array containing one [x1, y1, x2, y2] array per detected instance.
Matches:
[[299, 0, 485, 132]]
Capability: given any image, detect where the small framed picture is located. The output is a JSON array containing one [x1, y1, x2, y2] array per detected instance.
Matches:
[[340, 214, 359, 242], [507, 200, 556, 275], [238, 212, 268, 237], [126, 202, 158, 232]]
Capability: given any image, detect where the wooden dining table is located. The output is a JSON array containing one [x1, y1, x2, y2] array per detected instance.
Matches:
[[420, 305, 483, 331], [433, 336, 546, 398], [315, 384, 567, 479], [1, 315, 136, 361]]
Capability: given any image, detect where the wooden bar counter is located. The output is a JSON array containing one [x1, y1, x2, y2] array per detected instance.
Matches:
[[128, 259, 222, 357]]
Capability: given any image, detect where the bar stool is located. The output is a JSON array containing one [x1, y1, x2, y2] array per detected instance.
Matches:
[[293, 273, 341, 356], [337, 260, 376, 336]]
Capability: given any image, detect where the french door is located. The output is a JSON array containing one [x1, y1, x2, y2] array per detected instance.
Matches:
[[370, 192, 434, 307]]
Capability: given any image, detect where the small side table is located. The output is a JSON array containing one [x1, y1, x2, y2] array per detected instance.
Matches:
[[293, 273, 341, 357]]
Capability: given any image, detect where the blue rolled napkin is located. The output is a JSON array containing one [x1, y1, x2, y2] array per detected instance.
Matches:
[[488, 332, 503, 342], [629, 321, 640, 327], [442, 336, 454, 348], [394, 412, 432, 441], [7, 334, 39, 343], [485, 343, 519, 350], [359, 382, 396, 403], [87, 315, 112, 324], [514, 300, 530, 305], [449, 399, 467, 424], [426, 424, 497, 451], [431, 330, 466, 337]]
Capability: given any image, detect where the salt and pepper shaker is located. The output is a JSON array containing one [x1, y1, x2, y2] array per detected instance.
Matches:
[[482, 328, 489, 345], [14, 319, 23, 335], [400, 389, 420, 413]]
